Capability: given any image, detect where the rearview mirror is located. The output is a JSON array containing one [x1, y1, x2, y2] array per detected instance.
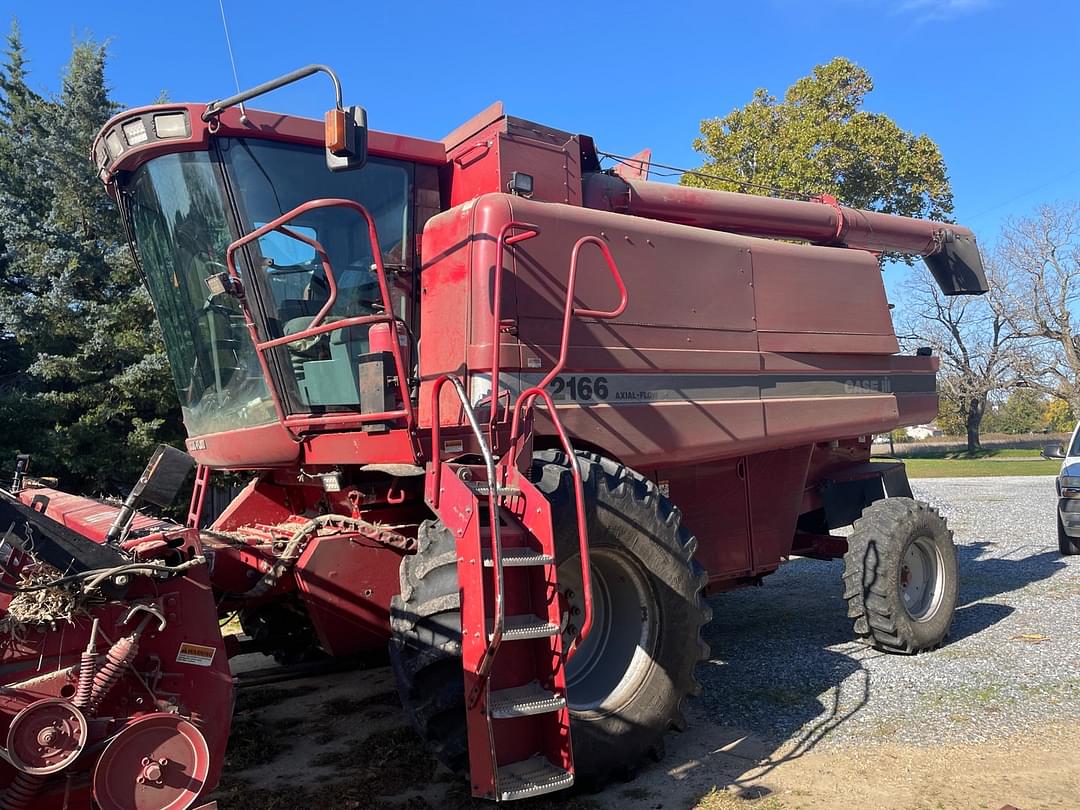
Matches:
[[1042, 442, 1067, 460], [325, 106, 368, 172]]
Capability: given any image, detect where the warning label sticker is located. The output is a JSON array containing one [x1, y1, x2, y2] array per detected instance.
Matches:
[[176, 642, 216, 667]]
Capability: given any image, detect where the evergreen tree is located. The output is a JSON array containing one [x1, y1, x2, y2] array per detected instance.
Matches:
[[0, 23, 181, 492]]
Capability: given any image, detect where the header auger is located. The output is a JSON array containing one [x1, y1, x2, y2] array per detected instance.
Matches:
[[0, 65, 982, 807]]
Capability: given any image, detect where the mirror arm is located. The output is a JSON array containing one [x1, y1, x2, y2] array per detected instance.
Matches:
[[203, 64, 343, 121]]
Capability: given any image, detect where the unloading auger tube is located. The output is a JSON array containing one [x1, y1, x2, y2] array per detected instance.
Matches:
[[582, 172, 988, 296]]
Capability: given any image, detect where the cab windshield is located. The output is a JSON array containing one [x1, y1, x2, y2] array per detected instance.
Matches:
[[124, 139, 412, 437]]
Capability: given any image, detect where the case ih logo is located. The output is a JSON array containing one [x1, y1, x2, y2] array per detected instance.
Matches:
[[844, 378, 892, 394]]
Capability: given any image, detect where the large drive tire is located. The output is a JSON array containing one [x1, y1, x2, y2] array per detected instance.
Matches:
[[389, 450, 711, 786], [1058, 513, 1080, 555], [842, 497, 958, 654]]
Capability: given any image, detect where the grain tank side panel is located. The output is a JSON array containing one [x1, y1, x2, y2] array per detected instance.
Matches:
[[418, 193, 935, 468], [504, 197, 769, 466], [751, 239, 899, 354]]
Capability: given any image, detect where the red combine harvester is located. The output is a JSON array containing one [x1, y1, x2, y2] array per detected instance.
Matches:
[[0, 65, 987, 808]]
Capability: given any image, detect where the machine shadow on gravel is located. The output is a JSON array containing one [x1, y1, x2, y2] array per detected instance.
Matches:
[[654, 540, 1070, 801], [946, 543, 1065, 642], [954, 542, 1065, 603]]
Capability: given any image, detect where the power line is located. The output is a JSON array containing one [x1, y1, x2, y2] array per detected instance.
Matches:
[[597, 152, 816, 201], [964, 165, 1080, 224]]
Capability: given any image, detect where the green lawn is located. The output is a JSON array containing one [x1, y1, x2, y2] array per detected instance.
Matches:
[[898, 447, 1055, 460], [903, 457, 1060, 478]]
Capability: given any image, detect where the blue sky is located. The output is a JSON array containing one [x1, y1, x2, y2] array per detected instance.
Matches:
[[6, 0, 1079, 286]]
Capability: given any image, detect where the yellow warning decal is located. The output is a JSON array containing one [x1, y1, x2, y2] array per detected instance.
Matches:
[[176, 642, 216, 667]]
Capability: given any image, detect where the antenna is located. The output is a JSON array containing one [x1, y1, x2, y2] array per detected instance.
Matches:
[[217, 0, 247, 124]]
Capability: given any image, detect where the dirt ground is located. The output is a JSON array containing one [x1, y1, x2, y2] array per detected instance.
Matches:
[[209, 661, 1078, 810], [608, 701, 1080, 810]]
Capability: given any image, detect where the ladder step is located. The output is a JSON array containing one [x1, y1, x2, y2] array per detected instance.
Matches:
[[469, 482, 522, 497], [497, 756, 574, 801], [488, 682, 566, 719], [491, 614, 560, 641], [482, 547, 555, 568]]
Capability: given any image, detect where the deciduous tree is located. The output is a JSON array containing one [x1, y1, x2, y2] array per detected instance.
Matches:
[[684, 57, 953, 228], [899, 265, 1017, 451], [992, 202, 1080, 416]]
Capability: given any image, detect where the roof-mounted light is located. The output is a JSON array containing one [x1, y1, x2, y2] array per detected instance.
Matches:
[[153, 112, 189, 139], [122, 118, 149, 146], [104, 129, 125, 159], [92, 109, 194, 183]]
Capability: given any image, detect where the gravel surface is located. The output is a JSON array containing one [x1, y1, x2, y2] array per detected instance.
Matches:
[[697, 475, 1080, 751]]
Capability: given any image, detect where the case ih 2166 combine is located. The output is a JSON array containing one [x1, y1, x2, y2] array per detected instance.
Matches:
[[0, 66, 986, 808]]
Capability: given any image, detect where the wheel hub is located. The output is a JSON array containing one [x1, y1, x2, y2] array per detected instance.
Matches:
[[559, 547, 658, 713], [901, 536, 945, 621]]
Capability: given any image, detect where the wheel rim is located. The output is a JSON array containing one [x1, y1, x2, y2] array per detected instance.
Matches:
[[559, 547, 658, 713], [900, 536, 945, 621]]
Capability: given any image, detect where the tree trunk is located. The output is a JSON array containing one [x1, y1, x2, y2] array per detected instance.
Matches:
[[1068, 393, 1080, 425], [966, 397, 985, 453]]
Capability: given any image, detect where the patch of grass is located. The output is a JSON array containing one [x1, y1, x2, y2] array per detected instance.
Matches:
[[923, 682, 1011, 713], [971, 684, 1004, 704], [904, 457, 1059, 477], [320, 691, 401, 718], [899, 447, 1043, 460], [695, 787, 785, 809], [223, 714, 289, 771], [233, 685, 306, 713]]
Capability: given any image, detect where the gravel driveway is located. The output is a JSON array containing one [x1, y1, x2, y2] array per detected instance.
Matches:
[[695, 475, 1079, 751]]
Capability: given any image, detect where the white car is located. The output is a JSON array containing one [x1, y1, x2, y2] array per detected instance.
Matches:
[[1043, 424, 1080, 555]]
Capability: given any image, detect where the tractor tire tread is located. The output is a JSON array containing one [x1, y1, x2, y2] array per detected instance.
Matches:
[[842, 496, 958, 655]]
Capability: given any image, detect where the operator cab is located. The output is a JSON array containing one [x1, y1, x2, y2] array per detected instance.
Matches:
[[94, 99, 444, 456], [125, 140, 415, 433]]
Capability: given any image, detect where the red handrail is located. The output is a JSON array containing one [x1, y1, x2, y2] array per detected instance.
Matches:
[[223, 197, 415, 434], [515, 385, 594, 648], [505, 234, 629, 653], [427, 373, 506, 702], [488, 221, 541, 449], [431, 231, 629, 672], [534, 235, 628, 393]]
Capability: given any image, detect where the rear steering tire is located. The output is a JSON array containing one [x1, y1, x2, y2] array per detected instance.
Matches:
[[388, 450, 711, 786], [842, 497, 958, 654]]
